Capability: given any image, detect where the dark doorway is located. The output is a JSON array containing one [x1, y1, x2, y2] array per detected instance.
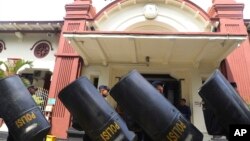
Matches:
[[142, 74, 181, 107], [19, 69, 52, 91]]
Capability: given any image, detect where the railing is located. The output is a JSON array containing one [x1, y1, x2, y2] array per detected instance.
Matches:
[[33, 87, 49, 115]]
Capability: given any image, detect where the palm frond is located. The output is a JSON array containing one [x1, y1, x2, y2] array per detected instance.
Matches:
[[13, 60, 33, 73], [0, 59, 33, 77], [0, 61, 7, 78], [0, 69, 5, 78], [21, 77, 32, 87]]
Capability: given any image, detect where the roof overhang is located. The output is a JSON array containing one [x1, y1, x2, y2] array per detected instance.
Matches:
[[0, 21, 63, 33], [64, 32, 246, 69]]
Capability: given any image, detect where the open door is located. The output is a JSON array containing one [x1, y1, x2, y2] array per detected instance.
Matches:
[[142, 74, 181, 107]]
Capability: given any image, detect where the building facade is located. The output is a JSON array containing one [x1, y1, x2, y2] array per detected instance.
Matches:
[[1, 0, 250, 139], [0, 21, 62, 75], [0, 21, 62, 131]]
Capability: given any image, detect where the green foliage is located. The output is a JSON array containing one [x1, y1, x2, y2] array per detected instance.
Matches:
[[0, 69, 4, 78], [0, 59, 33, 78], [21, 77, 32, 87], [13, 60, 33, 75], [0, 61, 6, 78]]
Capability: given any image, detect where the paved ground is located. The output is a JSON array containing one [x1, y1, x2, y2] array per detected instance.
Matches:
[[0, 132, 227, 141], [203, 133, 228, 141], [0, 131, 67, 141], [0, 131, 7, 141]]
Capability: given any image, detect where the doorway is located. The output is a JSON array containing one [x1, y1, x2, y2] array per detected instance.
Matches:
[[142, 74, 181, 107]]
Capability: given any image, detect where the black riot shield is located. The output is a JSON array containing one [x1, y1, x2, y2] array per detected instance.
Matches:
[[58, 76, 136, 141], [0, 75, 50, 141], [202, 101, 227, 136], [110, 69, 203, 141], [198, 69, 250, 135]]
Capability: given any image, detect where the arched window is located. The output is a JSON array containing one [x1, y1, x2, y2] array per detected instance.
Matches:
[[0, 40, 6, 53], [31, 40, 53, 58]]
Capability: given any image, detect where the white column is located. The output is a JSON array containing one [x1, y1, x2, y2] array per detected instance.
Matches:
[[188, 69, 207, 133]]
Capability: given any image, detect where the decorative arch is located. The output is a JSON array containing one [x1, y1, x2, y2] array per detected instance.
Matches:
[[31, 40, 53, 58], [0, 40, 6, 53], [92, 0, 211, 32], [125, 20, 178, 32]]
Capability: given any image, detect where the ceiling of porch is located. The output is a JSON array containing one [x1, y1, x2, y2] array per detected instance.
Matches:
[[64, 32, 246, 69]]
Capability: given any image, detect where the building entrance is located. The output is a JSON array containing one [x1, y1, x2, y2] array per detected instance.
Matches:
[[142, 74, 181, 107]]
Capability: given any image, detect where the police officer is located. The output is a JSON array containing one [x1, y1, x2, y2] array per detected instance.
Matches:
[[99, 85, 117, 109], [98, 85, 110, 98], [152, 81, 164, 94]]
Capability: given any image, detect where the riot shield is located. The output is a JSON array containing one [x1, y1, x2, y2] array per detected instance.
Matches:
[[198, 69, 250, 135], [110, 70, 203, 141], [0, 75, 50, 141], [58, 76, 136, 141]]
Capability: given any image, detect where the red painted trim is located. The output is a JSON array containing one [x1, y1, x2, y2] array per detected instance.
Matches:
[[226, 40, 250, 103], [64, 0, 96, 20], [209, 0, 244, 19], [54, 54, 80, 57], [63, 31, 247, 36], [180, 0, 211, 21], [48, 58, 62, 98], [48, 1, 91, 138], [49, 57, 82, 139], [7, 58, 21, 60], [70, 58, 81, 81], [210, 0, 250, 103]]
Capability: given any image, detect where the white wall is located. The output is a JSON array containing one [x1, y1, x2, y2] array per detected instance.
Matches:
[[82, 65, 110, 88], [0, 32, 58, 132], [0, 32, 59, 72], [96, 2, 210, 32], [188, 69, 207, 133], [82, 63, 207, 132]]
